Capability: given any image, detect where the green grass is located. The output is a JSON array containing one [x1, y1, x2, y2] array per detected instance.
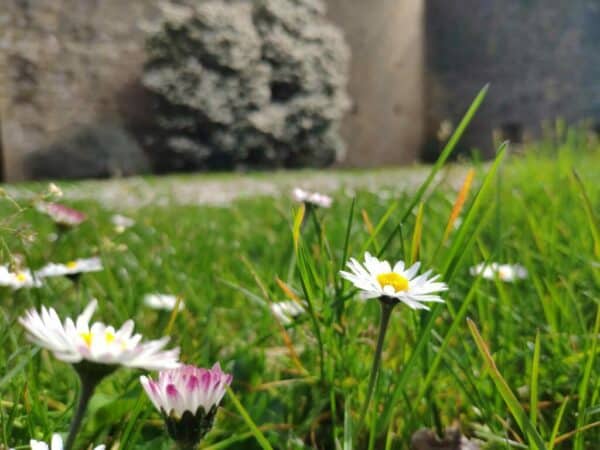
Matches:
[[1, 126, 599, 449]]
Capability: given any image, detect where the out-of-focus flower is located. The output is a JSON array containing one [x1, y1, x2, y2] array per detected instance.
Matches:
[[30, 434, 104, 450], [36, 257, 103, 279], [36, 202, 86, 227], [111, 214, 135, 233], [437, 119, 454, 141], [270, 301, 305, 325], [292, 188, 332, 208], [19, 299, 180, 371], [340, 252, 447, 310], [470, 262, 528, 282], [47, 183, 63, 198], [144, 293, 184, 311], [140, 363, 232, 447], [0, 266, 42, 290]]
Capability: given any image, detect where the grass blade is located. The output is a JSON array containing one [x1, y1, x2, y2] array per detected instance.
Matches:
[[399, 84, 488, 224], [227, 387, 274, 450], [467, 319, 547, 450]]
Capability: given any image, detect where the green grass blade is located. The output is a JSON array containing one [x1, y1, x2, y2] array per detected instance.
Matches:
[[226, 387, 274, 450], [571, 169, 600, 258], [548, 397, 569, 450], [574, 304, 600, 450], [467, 319, 547, 450], [343, 395, 353, 450], [398, 84, 489, 224], [530, 330, 541, 426]]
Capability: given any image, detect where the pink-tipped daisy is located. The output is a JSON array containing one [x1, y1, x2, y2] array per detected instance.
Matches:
[[36, 202, 86, 227], [140, 363, 232, 447]]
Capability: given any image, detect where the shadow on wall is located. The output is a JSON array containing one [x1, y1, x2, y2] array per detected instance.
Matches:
[[25, 125, 150, 180]]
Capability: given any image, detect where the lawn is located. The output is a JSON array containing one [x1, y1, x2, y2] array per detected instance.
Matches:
[[1, 125, 599, 449]]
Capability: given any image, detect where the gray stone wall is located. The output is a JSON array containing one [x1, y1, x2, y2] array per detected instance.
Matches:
[[0, 0, 163, 181], [425, 0, 600, 157], [0, 0, 425, 180]]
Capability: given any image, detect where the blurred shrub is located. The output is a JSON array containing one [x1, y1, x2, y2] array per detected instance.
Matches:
[[143, 0, 350, 172], [26, 125, 150, 180]]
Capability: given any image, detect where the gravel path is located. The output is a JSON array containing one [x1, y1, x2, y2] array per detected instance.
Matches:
[[5, 165, 470, 210]]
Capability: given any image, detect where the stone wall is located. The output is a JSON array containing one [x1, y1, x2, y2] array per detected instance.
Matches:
[[425, 0, 600, 157], [0, 0, 163, 181], [0, 0, 425, 180]]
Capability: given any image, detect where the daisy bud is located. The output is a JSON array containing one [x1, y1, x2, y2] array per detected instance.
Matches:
[[141, 363, 232, 448]]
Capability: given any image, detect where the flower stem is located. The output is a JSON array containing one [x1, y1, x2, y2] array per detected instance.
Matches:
[[359, 300, 395, 431], [64, 374, 100, 450]]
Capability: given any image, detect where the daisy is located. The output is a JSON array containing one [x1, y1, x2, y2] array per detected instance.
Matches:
[[111, 214, 135, 233], [0, 265, 42, 289], [36, 202, 86, 227], [470, 262, 528, 282], [292, 188, 333, 209], [30, 434, 104, 450], [36, 257, 103, 279], [19, 299, 180, 371], [144, 293, 185, 311], [340, 252, 447, 427], [340, 252, 447, 309], [270, 301, 305, 325], [140, 363, 232, 447]]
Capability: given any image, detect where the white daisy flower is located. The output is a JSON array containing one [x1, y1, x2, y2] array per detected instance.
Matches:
[[30, 434, 104, 450], [36, 257, 103, 279], [270, 301, 305, 325], [339, 252, 447, 310], [292, 188, 333, 208], [19, 300, 180, 370], [140, 363, 232, 446], [0, 266, 42, 290], [470, 262, 528, 282], [144, 293, 185, 311], [111, 214, 135, 233]]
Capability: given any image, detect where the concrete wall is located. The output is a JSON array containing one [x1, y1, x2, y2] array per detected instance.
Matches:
[[325, 0, 424, 167]]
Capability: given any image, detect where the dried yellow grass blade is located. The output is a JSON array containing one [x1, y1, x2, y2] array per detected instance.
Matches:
[[410, 203, 424, 264], [443, 168, 475, 243], [293, 204, 306, 251]]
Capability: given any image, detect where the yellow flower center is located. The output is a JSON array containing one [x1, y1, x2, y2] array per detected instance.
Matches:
[[105, 331, 115, 344], [16, 272, 27, 282], [80, 332, 93, 347], [66, 261, 78, 269], [377, 272, 409, 293]]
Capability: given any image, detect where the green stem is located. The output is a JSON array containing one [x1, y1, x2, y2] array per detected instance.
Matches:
[[359, 300, 395, 431], [64, 374, 101, 450]]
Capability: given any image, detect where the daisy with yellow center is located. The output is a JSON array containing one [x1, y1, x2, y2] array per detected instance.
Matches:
[[19, 301, 181, 450], [36, 257, 103, 279], [19, 299, 180, 370], [340, 252, 447, 309], [0, 265, 42, 289], [340, 252, 448, 430]]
